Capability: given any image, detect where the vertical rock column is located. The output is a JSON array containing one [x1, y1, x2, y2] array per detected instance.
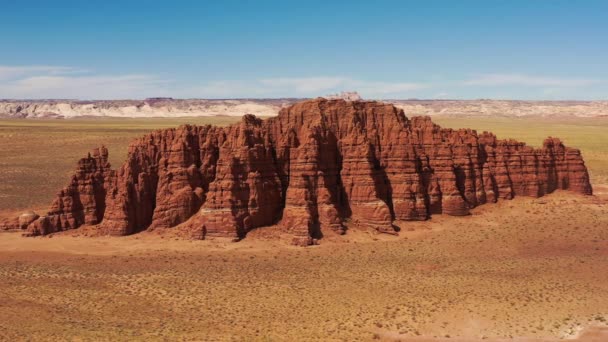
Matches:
[[27, 146, 112, 236], [339, 132, 394, 233]]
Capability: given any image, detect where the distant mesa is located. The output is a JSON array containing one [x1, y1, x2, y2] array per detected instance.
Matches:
[[2, 97, 608, 118], [145, 97, 174, 101], [18, 99, 592, 245], [144, 97, 175, 104], [0, 98, 289, 118], [324, 91, 362, 101]]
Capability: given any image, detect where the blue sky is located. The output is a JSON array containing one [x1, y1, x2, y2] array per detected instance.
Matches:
[[0, 0, 607, 100]]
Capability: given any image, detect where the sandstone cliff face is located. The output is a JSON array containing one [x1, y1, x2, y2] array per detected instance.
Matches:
[[25, 99, 593, 244], [26, 147, 113, 236]]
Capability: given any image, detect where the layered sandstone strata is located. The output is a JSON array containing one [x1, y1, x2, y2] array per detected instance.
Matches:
[[26, 147, 113, 236], [25, 99, 593, 244]]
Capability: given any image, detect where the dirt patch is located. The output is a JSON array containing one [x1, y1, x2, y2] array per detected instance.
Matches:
[[1, 190, 607, 340]]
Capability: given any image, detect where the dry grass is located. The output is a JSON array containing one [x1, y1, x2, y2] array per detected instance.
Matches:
[[0, 117, 241, 211], [0, 191, 607, 340], [432, 116, 608, 186]]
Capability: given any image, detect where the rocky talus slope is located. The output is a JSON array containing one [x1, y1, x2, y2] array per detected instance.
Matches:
[[24, 99, 593, 245]]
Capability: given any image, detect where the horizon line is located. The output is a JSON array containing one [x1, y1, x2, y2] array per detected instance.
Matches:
[[1, 97, 607, 102]]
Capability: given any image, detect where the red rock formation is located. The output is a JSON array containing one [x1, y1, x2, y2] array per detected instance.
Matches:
[[0, 217, 19, 231], [18, 211, 39, 229], [26, 146, 112, 236], [25, 99, 593, 244]]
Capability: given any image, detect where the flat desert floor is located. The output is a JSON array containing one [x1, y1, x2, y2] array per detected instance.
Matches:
[[1, 116, 607, 341]]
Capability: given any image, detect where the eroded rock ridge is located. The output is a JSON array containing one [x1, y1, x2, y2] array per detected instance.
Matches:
[[25, 99, 593, 245]]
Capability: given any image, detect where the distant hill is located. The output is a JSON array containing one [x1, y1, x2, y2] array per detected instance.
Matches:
[[0, 98, 297, 119], [1, 98, 607, 119], [391, 99, 608, 118]]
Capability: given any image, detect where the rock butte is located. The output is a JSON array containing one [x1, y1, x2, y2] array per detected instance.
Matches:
[[24, 99, 593, 245]]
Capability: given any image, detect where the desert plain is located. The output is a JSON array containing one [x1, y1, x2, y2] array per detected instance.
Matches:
[[1, 115, 607, 341]]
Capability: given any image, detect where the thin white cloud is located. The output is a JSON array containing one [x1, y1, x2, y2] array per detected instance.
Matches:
[[0, 65, 168, 99], [259, 77, 347, 93], [1, 65, 429, 99], [462, 73, 600, 87], [195, 80, 290, 98], [194, 77, 428, 98], [351, 80, 427, 95], [0, 65, 86, 80], [2, 65, 605, 100]]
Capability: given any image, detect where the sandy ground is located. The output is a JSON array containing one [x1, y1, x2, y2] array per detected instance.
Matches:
[[1, 187, 607, 341]]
